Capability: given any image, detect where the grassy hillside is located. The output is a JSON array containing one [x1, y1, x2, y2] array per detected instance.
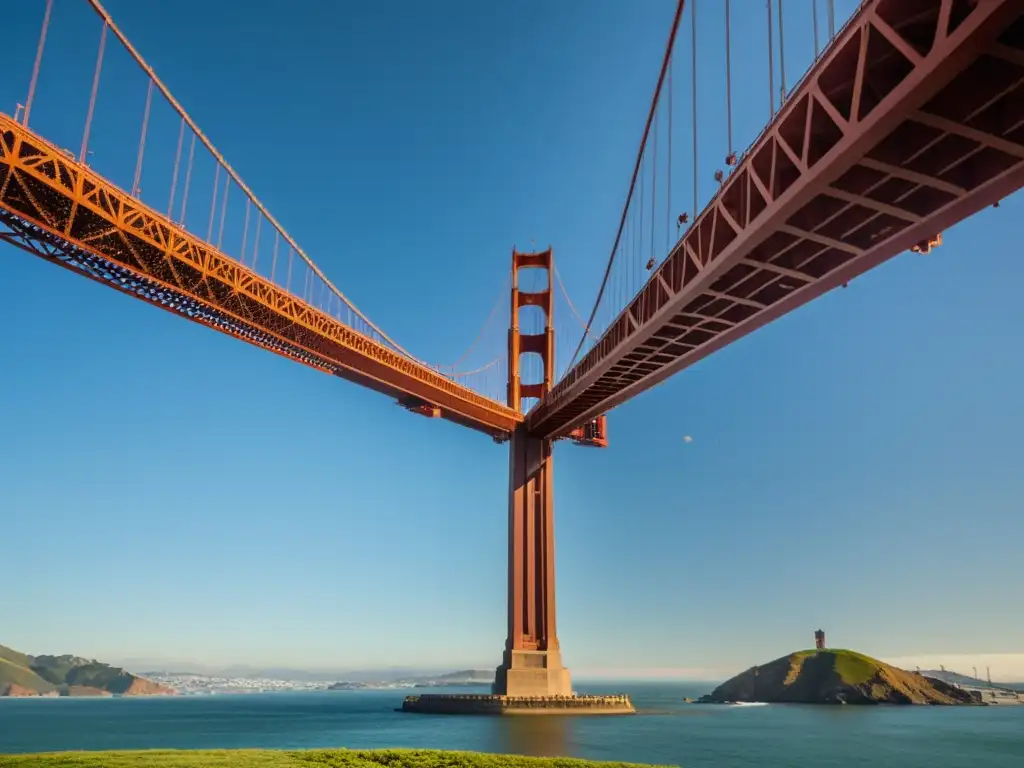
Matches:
[[0, 644, 32, 669], [0, 643, 172, 697], [701, 648, 975, 705], [0, 750, 670, 768], [0, 657, 56, 695]]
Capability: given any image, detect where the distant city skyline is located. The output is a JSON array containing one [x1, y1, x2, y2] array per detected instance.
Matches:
[[2, 0, 1022, 680], [5, 648, 1020, 684]]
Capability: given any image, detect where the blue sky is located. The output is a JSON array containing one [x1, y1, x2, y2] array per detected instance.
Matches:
[[1, 0, 1022, 681]]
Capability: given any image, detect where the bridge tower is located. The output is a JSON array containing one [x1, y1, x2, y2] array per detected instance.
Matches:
[[493, 247, 572, 697]]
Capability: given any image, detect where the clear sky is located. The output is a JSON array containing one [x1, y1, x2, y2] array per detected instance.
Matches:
[[1, 0, 1022, 682]]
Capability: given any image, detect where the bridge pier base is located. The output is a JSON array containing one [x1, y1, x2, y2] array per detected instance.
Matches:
[[491, 425, 572, 697]]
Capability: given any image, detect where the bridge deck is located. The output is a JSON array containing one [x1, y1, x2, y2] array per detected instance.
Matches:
[[0, 115, 521, 439], [530, 0, 1024, 439]]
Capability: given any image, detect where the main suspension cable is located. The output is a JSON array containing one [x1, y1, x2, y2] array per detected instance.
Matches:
[[553, 263, 590, 333], [438, 270, 511, 373], [82, 0, 418, 361], [566, 0, 687, 370]]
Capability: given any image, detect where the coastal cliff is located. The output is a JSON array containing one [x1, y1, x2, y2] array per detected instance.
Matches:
[[0, 643, 175, 697], [698, 649, 975, 705]]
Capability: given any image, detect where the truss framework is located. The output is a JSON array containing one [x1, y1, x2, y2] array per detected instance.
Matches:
[[529, 0, 1024, 439], [0, 114, 521, 438]]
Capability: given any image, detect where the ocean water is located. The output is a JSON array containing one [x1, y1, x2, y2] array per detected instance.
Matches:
[[0, 683, 1021, 767]]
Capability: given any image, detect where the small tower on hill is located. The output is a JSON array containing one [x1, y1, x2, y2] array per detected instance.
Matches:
[[814, 629, 826, 650]]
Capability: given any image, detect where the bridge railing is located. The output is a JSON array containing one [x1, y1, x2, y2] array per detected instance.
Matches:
[[5, 0, 509, 406], [561, 0, 863, 383]]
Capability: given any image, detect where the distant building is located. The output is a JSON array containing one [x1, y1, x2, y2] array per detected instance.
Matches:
[[815, 629, 826, 650]]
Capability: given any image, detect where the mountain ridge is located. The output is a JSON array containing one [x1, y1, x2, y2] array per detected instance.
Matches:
[[0, 643, 175, 697]]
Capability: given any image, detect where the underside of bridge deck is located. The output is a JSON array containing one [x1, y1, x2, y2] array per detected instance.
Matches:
[[529, 0, 1024, 440]]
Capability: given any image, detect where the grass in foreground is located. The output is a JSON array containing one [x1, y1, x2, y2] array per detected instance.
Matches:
[[0, 749, 673, 768]]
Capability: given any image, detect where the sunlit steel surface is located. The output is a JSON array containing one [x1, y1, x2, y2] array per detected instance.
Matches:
[[0, 115, 522, 438], [530, 0, 1024, 439]]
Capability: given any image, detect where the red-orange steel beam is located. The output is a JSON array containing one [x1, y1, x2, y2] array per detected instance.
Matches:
[[530, 0, 1024, 439], [0, 114, 522, 439]]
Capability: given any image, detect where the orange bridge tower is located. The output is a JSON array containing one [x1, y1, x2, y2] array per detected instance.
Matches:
[[492, 247, 607, 697]]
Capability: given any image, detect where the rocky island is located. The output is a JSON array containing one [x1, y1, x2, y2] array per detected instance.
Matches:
[[1, 643, 175, 697], [698, 649, 976, 705]]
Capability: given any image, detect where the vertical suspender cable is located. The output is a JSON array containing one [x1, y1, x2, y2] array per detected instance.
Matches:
[[179, 134, 196, 224], [777, 0, 787, 104], [216, 175, 230, 249], [252, 215, 262, 271], [725, 0, 734, 160], [566, 0, 686, 369], [80, 23, 108, 163], [168, 117, 185, 218], [83, 0, 413, 359], [691, 0, 698, 222], [828, 0, 835, 38], [207, 164, 220, 242], [767, 1, 775, 117], [667, 51, 673, 253], [638, 155, 645, 298], [240, 198, 251, 264], [131, 79, 154, 197], [651, 108, 658, 267], [24, 0, 54, 128], [812, 0, 819, 58], [271, 230, 280, 283]]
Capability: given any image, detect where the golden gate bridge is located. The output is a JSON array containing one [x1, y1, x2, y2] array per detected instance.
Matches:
[[3, 0, 1024, 703]]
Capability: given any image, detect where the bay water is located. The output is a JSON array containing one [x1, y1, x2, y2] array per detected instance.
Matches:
[[1, 683, 1021, 766]]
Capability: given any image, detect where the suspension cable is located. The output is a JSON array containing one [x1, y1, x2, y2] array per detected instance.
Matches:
[[454, 357, 502, 377], [553, 263, 589, 333], [216, 174, 230, 250], [80, 22, 107, 163], [666, 51, 673, 253], [691, 0, 698, 222], [725, 0, 734, 159], [778, 0, 787, 103], [131, 80, 154, 198], [767, 0, 775, 117], [206, 164, 220, 243], [566, 0, 686, 370], [23, 0, 54, 129], [240, 198, 252, 265], [812, 0, 819, 58], [252, 214, 262, 270], [168, 117, 185, 218], [828, 0, 835, 38], [82, 0, 418, 361], [179, 133, 196, 223], [437, 270, 511, 372], [651, 106, 658, 267]]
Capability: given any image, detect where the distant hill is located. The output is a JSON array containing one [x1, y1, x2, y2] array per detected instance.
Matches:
[[698, 649, 976, 705], [427, 670, 492, 682], [0, 643, 175, 697], [920, 669, 1022, 692]]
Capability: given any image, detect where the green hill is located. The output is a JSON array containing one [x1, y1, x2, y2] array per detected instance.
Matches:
[[698, 649, 976, 705], [0, 643, 173, 697], [0, 644, 33, 669], [0, 656, 56, 695]]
